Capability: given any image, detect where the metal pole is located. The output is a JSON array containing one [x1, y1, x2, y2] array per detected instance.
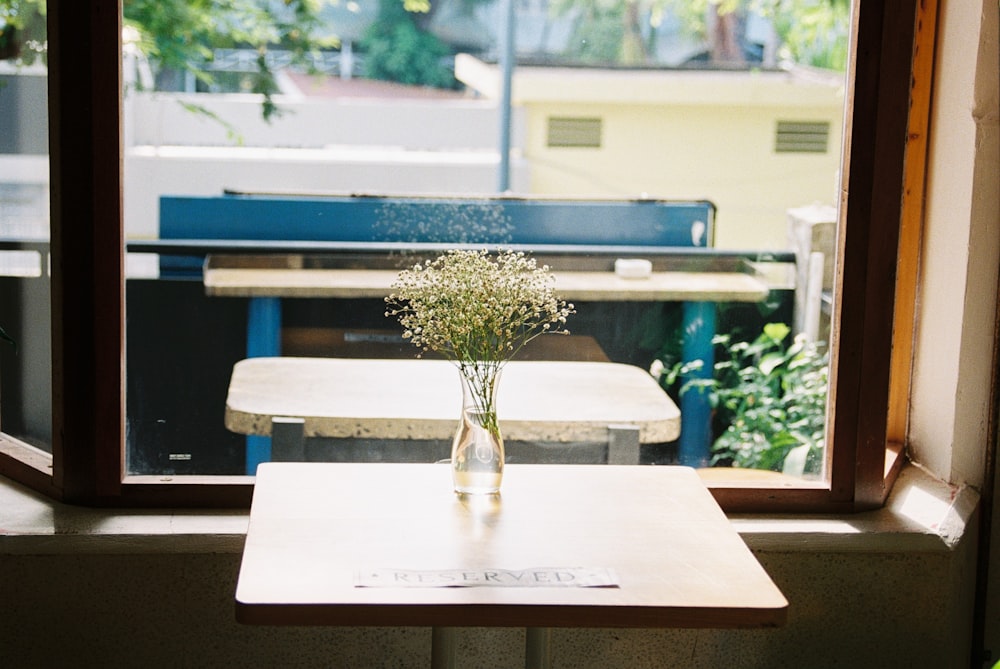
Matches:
[[497, 0, 515, 192], [525, 627, 552, 669]]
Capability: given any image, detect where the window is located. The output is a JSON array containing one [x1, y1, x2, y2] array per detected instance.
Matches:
[[546, 117, 603, 148], [0, 0, 935, 511], [774, 121, 830, 154]]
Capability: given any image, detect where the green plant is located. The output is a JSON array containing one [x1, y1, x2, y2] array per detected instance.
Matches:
[[680, 322, 828, 475], [385, 249, 574, 434]]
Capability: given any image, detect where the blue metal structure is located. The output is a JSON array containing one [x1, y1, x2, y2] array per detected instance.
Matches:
[[159, 192, 714, 247]]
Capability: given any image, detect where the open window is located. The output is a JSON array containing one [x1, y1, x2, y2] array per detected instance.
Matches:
[[0, 0, 935, 511]]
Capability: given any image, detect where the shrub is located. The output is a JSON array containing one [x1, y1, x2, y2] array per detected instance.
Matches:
[[675, 322, 828, 476]]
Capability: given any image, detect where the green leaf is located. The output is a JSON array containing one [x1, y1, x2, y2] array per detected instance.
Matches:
[[762, 322, 791, 344], [758, 351, 787, 376]]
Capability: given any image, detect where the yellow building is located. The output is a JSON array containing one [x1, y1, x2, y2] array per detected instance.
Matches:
[[457, 55, 845, 250]]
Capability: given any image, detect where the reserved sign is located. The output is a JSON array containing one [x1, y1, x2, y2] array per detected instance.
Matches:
[[355, 567, 620, 588]]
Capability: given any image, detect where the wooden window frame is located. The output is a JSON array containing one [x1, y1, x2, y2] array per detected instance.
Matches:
[[0, 0, 936, 511]]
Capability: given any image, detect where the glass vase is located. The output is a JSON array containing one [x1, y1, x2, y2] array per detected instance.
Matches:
[[451, 364, 504, 494]]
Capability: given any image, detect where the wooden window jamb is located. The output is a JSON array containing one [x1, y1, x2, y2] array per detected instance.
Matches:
[[48, 0, 125, 503]]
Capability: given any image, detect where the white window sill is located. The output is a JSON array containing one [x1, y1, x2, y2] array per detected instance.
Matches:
[[0, 463, 977, 556]]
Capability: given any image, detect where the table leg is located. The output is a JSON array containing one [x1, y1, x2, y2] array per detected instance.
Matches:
[[679, 300, 716, 467], [431, 627, 457, 669], [525, 627, 552, 669]]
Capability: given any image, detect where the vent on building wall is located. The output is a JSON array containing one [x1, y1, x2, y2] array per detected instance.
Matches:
[[547, 117, 603, 148], [774, 120, 830, 153]]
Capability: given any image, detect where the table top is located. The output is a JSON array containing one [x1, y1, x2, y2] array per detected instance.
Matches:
[[235, 463, 788, 628], [204, 267, 770, 302], [225, 357, 680, 443]]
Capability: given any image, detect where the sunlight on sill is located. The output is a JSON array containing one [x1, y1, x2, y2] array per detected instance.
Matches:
[[732, 463, 978, 552], [0, 462, 977, 556]]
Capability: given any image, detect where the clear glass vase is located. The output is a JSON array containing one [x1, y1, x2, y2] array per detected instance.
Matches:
[[451, 364, 504, 494]]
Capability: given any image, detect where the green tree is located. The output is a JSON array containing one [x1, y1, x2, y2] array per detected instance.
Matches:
[[760, 0, 851, 70], [674, 0, 852, 70], [551, 0, 850, 70], [550, 0, 651, 65], [124, 0, 340, 121], [0, 0, 45, 64], [360, 0, 455, 88], [1, 0, 337, 121], [360, 0, 492, 88]]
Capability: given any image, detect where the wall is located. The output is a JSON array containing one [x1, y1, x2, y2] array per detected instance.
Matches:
[[0, 466, 980, 669], [122, 93, 529, 240], [456, 57, 845, 250], [0, 542, 972, 669], [909, 0, 1000, 490], [907, 0, 999, 661], [0, 66, 47, 155]]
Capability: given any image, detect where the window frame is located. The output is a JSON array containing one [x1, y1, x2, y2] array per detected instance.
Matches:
[[0, 0, 934, 511]]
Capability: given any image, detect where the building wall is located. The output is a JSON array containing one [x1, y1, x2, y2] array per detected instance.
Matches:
[[455, 58, 845, 250], [122, 93, 529, 240], [522, 99, 841, 249]]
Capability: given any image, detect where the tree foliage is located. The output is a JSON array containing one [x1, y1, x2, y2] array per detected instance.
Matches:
[[361, 0, 455, 88], [1, 0, 337, 121], [123, 0, 339, 121], [0, 0, 45, 64], [552, 0, 851, 70], [759, 0, 851, 70]]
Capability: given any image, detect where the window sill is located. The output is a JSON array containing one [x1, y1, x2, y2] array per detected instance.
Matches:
[[0, 463, 977, 556]]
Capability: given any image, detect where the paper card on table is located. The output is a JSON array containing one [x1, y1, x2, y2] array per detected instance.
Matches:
[[355, 567, 620, 588]]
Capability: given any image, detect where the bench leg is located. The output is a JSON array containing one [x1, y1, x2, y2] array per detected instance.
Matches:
[[271, 417, 306, 462], [607, 424, 641, 465], [245, 297, 284, 473]]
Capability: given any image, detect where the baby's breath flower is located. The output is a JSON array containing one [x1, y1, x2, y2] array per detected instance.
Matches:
[[385, 249, 576, 433]]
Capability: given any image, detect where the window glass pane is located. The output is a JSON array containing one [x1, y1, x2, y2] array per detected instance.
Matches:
[[0, 15, 52, 453], [123, 0, 846, 481]]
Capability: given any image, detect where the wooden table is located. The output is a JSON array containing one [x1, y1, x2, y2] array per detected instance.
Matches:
[[235, 463, 788, 668], [206, 257, 771, 468], [225, 358, 681, 472]]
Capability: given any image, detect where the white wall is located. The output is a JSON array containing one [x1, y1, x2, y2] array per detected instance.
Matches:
[[126, 93, 517, 150], [908, 0, 1000, 490], [123, 93, 529, 239], [455, 57, 846, 250]]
